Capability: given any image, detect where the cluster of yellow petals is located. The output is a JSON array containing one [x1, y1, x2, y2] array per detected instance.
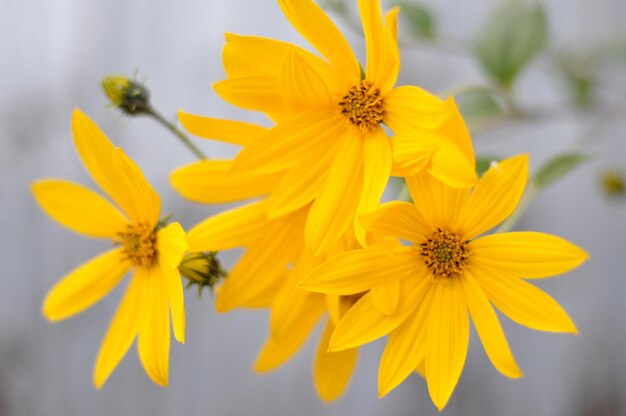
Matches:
[[168, 0, 588, 411], [33, 0, 589, 411]]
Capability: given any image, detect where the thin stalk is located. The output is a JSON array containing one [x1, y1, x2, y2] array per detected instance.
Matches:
[[146, 107, 207, 160]]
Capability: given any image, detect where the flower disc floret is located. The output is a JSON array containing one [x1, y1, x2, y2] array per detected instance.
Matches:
[[338, 80, 384, 134], [420, 228, 470, 278], [115, 223, 158, 268]]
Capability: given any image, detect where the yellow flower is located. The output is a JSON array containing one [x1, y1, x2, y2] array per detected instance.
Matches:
[[300, 154, 588, 410], [212, 0, 477, 255], [32, 110, 188, 388]]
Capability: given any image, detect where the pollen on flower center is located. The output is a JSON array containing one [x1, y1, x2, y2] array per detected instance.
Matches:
[[420, 228, 470, 278], [338, 80, 384, 134], [115, 223, 158, 268]]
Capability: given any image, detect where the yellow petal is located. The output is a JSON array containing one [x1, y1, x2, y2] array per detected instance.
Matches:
[[178, 110, 267, 146], [370, 279, 401, 316], [215, 209, 307, 312], [438, 97, 475, 167], [471, 263, 577, 333], [186, 200, 268, 252], [254, 307, 324, 372], [471, 232, 588, 279], [162, 264, 185, 344], [405, 172, 470, 229], [383, 86, 447, 132], [32, 180, 128, 238], [329, 276, 431, 351], [72, 110, 160, 224], [306, 135, 363, 255], [415, 359, 426, 378], [171, 160, 281, 204], [391, 124, 476, 188], [266, 139, 337, 218], [231, 109, 343, 176], [355, 128, 392, 247], [280, 46, 332, 111], [300, 247, 419, 295], [378, 285, 434, 397], [224, 33, 345, 92], [157, 222, 188, 269], [426, 133, 477, 189], [326, 294, 356, 326], [456, 154, 529, 239], [213, 76, 289, 122], [157, 222, 187, 344], [278, 0, 360, 80], [390, 133, 434, 177], [425, 279, 469, 411], [360, 201, 429, 243], [93, 272, 143, 388], [111, 148, 161, 225], [461, 272, 521, 378], [43, 248, 130, 321], [223, 33, 291, 78], [314, 320, 358, 402], [271, 289, 326, 343], [370, 280, 400, 315], [360, 0, 399, 93], [137, 267, 171, 387], [270, 252, 321, 339]]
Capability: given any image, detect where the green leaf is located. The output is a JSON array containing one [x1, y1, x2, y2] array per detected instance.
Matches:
[[475, 0, 548, 88], [534, 153, 589, 189], [475, 156, 501, 177], [557, 53, 595, 106], [456, 88, 504, 125], [396, 2, 435, 39]]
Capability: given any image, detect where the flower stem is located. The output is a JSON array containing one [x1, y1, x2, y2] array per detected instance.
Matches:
[[146, 107, 207, 160]]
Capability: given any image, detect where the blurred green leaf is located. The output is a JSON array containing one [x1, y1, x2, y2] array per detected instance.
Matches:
[[396, 2, 435, 39], [558, 53, 595, 106], [534, 153, 589, 189], [456, 88, 504, 125], [475, 156, 501, 177], [475, 0, 548, 88]]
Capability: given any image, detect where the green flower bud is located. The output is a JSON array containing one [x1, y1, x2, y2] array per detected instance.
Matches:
[[102, 75, 151, 115], [179, 252, 227, 296]]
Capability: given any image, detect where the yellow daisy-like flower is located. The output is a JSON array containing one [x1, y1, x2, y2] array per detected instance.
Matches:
[[300, 154, 588, 410], [212, 0, 477, 254], [33, 110, 188, 388]]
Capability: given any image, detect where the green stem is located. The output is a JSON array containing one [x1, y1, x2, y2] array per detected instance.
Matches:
[[146, 107, 207, 160], [496, 183, 537, 233]]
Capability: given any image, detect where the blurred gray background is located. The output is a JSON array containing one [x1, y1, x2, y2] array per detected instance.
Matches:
[[1, 0, 626, 415]]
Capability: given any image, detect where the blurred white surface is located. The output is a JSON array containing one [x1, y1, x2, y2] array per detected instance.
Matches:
[[1, 0, 625, 415]]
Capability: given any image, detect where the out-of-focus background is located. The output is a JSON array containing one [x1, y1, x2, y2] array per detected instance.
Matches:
[[1, 0, 626, 415]]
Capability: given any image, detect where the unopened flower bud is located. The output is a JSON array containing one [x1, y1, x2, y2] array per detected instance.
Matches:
[[601, 170, 625, 198], [179, 252, 227, 296], [102, 75, 151, 115]]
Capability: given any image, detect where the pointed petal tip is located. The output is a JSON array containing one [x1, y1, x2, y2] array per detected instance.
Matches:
[[253, 359, 272, 373], [377, 382, 393, 399], [214, 297, 233, 313], [72, 107, 85, 119]]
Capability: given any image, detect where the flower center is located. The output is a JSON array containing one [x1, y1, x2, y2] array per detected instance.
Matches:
[[420, 229, 470, 278], [338, 80, 384, 134], [115, 223, 158, 268]]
